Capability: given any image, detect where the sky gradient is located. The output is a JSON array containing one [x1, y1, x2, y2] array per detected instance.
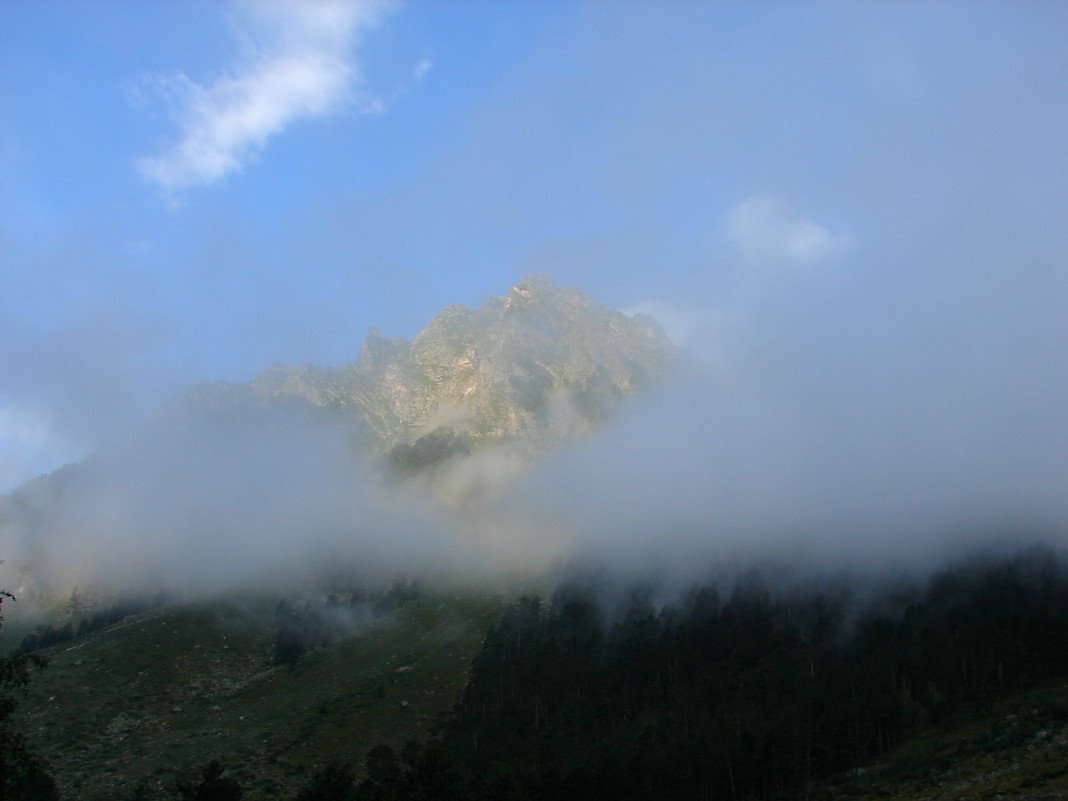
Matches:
[[1, 0, 1066, 505]]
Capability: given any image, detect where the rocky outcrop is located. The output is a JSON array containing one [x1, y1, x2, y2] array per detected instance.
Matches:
[[184, 274, 674, 460]]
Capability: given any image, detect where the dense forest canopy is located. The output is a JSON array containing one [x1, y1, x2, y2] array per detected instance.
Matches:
[[350, 545, 1068, 801]]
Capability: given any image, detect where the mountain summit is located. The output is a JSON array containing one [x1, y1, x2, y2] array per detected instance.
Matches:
[[188, 274, 673, 460]]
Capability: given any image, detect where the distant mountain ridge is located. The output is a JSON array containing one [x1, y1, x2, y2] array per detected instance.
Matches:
[[185, 273, 674, 461]]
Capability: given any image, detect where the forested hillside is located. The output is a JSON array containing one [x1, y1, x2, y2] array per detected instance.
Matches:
[[351, 545, 1068, 801], [5, 545, 1068, 800]]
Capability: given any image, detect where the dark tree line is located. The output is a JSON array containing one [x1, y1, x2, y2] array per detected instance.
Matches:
[[0, 589, 58, 801], [348, 545, 1068, 801], [176, 760, 242, 801]]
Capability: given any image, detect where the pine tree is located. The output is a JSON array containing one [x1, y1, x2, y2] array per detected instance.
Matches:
[[0, 588, 59, 801]]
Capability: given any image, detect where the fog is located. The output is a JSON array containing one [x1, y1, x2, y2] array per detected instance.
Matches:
[[2, 2, 1066, 603], [2, 238, 1064, 601], [0, 405, 460, 598]]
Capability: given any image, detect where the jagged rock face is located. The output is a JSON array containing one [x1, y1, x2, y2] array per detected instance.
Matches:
[[189, 274, 674, 457]]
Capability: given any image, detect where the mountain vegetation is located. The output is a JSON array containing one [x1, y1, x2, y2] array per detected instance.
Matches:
[[0, 589, 58, 801], [8, 546, 1068, 800], [350, 545, 1068, 801], [5, 587, 507, 799]]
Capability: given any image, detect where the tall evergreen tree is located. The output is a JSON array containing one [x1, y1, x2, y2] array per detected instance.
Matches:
[[0, 588, 58, 801]]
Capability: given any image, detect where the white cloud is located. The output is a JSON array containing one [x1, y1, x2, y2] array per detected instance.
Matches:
[[413, 55, 434, 83], [725, 193, 850, 265], [138, 0, 397, 193]]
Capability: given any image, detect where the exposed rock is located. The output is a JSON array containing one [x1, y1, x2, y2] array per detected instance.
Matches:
[[183, 274, 674, 464]]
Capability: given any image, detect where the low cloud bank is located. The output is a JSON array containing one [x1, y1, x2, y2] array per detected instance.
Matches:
[[491, 265, 1067, 581], [490, 359, 1066, 584], [0, 405, 462, 598], [2, 247, 1065, 600], [2, 345, 1064, 601]]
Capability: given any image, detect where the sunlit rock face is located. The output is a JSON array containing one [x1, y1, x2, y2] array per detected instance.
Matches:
[[186, 273, 675, 464]]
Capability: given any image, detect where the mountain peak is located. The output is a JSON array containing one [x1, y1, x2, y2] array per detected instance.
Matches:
[[191, 275, 674, 458], [509, 271, 560, 294], [355, 326, 407, 370], [497, 273, 561, 313]]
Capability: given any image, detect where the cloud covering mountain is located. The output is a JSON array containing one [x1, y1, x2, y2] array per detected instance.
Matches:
[[1, 4, 1065, 600], [2, 264, 1063, 604]]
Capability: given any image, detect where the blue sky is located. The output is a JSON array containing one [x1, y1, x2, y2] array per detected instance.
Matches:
[[1, 1, 1066, 496]]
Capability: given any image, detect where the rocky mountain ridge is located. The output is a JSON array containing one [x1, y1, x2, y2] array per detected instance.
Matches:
[[185, 273, 674, 461]]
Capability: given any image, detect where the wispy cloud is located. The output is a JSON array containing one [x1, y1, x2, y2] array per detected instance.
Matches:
[[413, 54, 434, 84], [725, 194, 850, 265], [137, 0, 397, 193]]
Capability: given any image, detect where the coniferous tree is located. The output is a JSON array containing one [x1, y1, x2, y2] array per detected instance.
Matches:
[[0, 588, 58, 801], [296, 762, 357, 801], [176, 760, 242, 801], [358, 545, 1068, 801]]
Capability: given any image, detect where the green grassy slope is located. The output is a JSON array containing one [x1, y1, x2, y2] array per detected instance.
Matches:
[[829, 684, 1068, 801], [12, 591, 504, 800]]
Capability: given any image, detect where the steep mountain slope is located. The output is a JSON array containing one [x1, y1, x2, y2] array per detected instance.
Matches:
[[184, 273, 673, 459], [7, 589, 507, 800]]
